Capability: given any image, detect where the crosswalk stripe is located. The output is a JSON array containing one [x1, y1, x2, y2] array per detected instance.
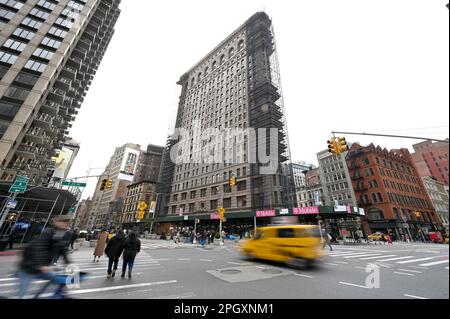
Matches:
[[398, 269, 422, 274], [394, 272, 415, 276], [329, 252, 372, 257], [396, 257, 434, 264], [376, 256, 414, 262], [344, 254, 381, 259], [419, 260, 449, 267], [360, 255, 396, 260]]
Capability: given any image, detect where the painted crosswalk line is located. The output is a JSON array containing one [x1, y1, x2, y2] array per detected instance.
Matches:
[[396, 257, 434, 264], [376, 256, 414, 262], [360, 255, 397, 260], [419, 260, 449, 267], [344, 254, 382, 259], [394, 272, 415, 276]]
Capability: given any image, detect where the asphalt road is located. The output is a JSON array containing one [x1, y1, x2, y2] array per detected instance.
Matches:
[[0, 240, 448, 299]]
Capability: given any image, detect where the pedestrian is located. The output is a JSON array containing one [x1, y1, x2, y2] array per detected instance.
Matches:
[[93, 229, 109, 263], [381, 234, 387, 245], [104, 229, 125, 279], [52, 228, 73, 265], [70, 229, 79, 251], [322, 229, 333, 251], [8, 228, 19, 250], [387, 234, 393, 245], [121, 231, 141, 279], [16, 215, 72, 299]]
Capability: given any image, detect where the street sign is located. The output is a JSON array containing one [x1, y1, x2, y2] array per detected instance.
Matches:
[[63, 181, 87, 187], [219, 207, 225, 221], [137, 211, 145, 219], [6, 199, 18, 209], [9, 176, 29, 193]]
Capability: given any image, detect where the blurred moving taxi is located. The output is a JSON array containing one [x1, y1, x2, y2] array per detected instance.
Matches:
[[239, 225, 325, 269], [368, 233, 384, 241]]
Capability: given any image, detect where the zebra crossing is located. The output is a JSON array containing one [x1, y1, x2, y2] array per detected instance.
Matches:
[[327, 249, 449, 269]]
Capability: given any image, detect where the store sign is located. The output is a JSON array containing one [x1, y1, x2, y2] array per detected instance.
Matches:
[[210, 213, 221, 220], [280, 208, 289, 215], [256, 210, 276, 218], [359, 208, 365, 216], [335, 206, 348, 212], [293, 206, 319, 215]]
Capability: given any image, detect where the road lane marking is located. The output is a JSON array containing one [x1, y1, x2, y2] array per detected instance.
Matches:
[[360, 255, 397, 260], [200, 259, 213, 262], [344, 254, 382, 259], [76, 264, 161, 272], [419, 260, 449, 267], [255, 266, 266, 269], [396, 257, 434, 264], [339, 282, 369, 289], [377, 256, 414, 262], [178, 258, 191, 261], [18, 280, 178, 298], [398, 269, 422, 274], [325, 263, 339, 266], [408, 265, 429, 270], [335, 261, 349, 264], [394, 272, 415, 276], [404, 294, 428, 299], [354, 266, 366, 270], [227, 262, 241, 265], [329, 252, 373, 257], [295, 273, 314, 279]]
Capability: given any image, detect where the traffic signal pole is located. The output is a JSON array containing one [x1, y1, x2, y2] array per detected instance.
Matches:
[[331, 131, 449, 143]]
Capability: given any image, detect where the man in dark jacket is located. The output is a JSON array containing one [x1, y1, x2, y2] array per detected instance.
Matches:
[[70, 230, 79, 251], [105, 230, 125, 279], [17, 215, 72, 299]]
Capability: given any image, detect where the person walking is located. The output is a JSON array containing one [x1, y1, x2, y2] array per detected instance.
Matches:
[[104, 230, 125, 279], [121, 231, 141, 279], [322, 229, 333, 251], [387, 234, 393, 245], [8, 228, 19, 250], [16, 216, 72, 299], [93, 229, 109, 263], [70, 230, 79, 251]]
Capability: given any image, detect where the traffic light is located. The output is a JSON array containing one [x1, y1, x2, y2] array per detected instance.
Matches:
[[229, 176, 237, 189], [337, 137, 349, 154], [327, 139, 338, 155], [219, 208, 225, 221], [99, 179, 107, 191], [106, 179, 113, 189]]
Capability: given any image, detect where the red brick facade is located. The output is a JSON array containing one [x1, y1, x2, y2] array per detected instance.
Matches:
[[411, 140, 449, 186], [346, 143, 441, 240]]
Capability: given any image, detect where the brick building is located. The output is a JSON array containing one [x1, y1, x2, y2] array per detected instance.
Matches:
[[411, 140, 449, 185], [346, 143, 441, 240]]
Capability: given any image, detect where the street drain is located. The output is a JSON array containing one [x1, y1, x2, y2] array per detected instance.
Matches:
[[221, 269, 242, 275], [262, 269, 283, 275]]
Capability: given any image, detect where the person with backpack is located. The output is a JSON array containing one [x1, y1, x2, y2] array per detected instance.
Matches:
[[105, 230, 126, 279], [121, 231, 141, 279]]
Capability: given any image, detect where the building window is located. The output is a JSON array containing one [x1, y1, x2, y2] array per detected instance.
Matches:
[[2, 39, 26, 52], [0, 50, 18, 64]]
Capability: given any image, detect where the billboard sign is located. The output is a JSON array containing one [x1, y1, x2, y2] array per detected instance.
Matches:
[[52, 147, 74, 179], [293, 206, 319, 215], [118, 148, 140, 181], [211, 213, 221, 220]]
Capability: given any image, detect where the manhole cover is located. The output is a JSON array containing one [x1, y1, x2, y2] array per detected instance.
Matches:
[[262, 269, 283, 275], [221, 269, 242, 275]]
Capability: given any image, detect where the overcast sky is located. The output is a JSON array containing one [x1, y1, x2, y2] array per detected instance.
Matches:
[[67, 0, 449, 199]]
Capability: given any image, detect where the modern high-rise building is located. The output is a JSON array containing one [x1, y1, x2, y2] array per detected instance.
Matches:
[[0, 0, 121, 186], [411, 140, 449, 186], [158, 12, 294, 221], [317, 149, 357, 207]]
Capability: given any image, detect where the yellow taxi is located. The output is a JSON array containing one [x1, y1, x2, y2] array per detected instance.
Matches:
[[368, 233, 384, 241], [239, 225, 325, 269]]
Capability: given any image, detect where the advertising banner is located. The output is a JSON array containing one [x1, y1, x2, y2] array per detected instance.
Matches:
[[256, 210, 276, 218], [293, 206, 319, 215], [118, 148, 140, 181]]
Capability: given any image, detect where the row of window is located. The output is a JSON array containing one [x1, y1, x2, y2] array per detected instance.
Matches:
[[171, 195, 249, 214]]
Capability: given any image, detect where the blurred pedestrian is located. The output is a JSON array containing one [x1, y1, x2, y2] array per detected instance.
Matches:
[[70, 230, 79, 251], [387, 234, 393, 245], [93, 229, 109, 263], [8, 228, 19, 250], [16, 216, 72, 299], [121, 231, 141, 279], [105, 229, 125, 279], [322, 229, 333, 251]]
